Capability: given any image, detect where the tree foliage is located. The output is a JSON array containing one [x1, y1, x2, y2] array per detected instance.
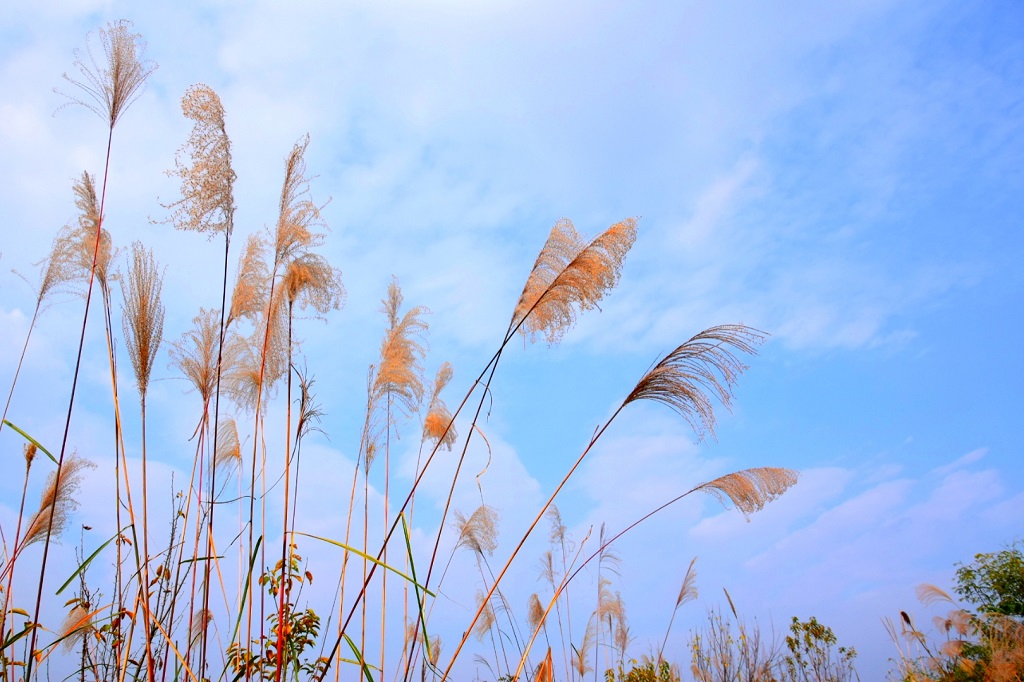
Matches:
[[955, 541, 1024, 617]]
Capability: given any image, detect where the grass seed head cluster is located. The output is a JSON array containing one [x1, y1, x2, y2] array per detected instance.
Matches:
[[0, 20, 810, 682]]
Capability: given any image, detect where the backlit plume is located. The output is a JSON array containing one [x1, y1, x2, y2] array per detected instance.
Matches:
[[624, 325, 768, 440], [512, 217, 637, 344], [121, 242, 166, 397], [697, 467, 798, 518], [56, 19, 156, 128], [163, 84, 236, 237]]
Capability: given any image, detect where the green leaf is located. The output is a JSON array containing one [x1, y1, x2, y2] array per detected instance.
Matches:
[[292, 531, 435, 597], [343, 634, 375, 682], [1, 623, 34, 652], [400, 513, 431, 663], [3, 420, 57, 465], [56, 529, 123, 595]]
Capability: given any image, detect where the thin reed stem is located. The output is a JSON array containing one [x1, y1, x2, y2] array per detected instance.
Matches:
[[26, 126, 114, 682]]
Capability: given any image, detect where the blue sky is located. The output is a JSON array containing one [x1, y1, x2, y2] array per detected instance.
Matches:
[[1, 1, 1022, 679]]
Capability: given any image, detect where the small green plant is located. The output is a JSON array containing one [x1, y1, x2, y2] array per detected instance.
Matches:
[[781, 616, 858, 682], [227, 545, 328, 682]]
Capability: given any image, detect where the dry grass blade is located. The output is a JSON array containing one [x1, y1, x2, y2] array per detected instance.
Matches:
[[454, 504, 499, 557], [121, 242, 166, 396], [22, 454, 96, 549], [163, 84, 236, 236], [274, 135, 327, 265], [535, 647, 554, 682], [697, 467, 798, 518], [56, 19, 156, 127], [624, 325, 768, 440], [512, 217, 637, 344]]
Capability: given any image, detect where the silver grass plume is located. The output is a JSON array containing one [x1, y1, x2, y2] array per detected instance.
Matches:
[[163, 84, 236, 237], [512, 217, 637, 344], [624, 325, 768, 440], [697, 467, 798, 518], [454, 504, 499, 557], [22, 453, 95, 549], [56, 20, 156, 128], [121, 242, 165, 397]]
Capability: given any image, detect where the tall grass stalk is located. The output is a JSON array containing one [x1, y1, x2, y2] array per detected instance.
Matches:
[[26, 21, 155, 680]]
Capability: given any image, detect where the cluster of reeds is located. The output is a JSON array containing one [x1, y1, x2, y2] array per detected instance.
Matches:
[[887, 585, 1024, 682], [0, 20, 799, 682]]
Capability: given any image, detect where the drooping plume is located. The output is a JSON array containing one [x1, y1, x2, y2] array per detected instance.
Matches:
[[22, 454, 96, 549], [454, 504, 499, 557], [121, 242, 165, 397], [623, 325, 768, 440], [422, 362, 457, 450], [696, 467, 798, 518], [58, 603, 95, 652], [163, 84, 236, 238], [283, 252, 345, 315], [56, 19, 156, 128], [512, 217, 637, 344]]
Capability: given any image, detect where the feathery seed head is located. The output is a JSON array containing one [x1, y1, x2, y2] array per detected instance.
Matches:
[[473, 591, 496, 641], [214, 417, 241, 474], [70, 172, 115, 289], [366, 278, 428, 450], [228, 234, 269, 326], [454, 504, 499, 556], [423, 362, 456, 449], [23, 453, 96, 549], [26, 226, 79, 307], [169, 308, 223, 404], [676, 557, 699, 607], [528, 593, 545, 632], [57, 20, 156, 128], [624, 325, 767, 441], [223, 328, 283, 414], [283, 253, 345, 315], [274, 135, 327, 265], [163, 84, 236, 237], [513, 217, 637, 344], [697, 467, 798, 518], [121, 242, 165, 397], [59, 604, 95, 652], [190, 608, 214, 644]]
